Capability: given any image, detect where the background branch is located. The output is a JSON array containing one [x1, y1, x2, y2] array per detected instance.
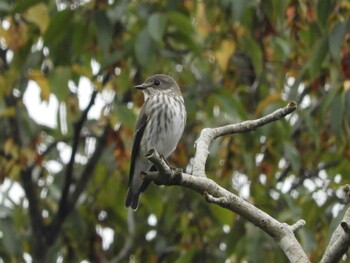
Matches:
[[5, 93, 47, 262], [58, 90, 98, 216], [46, 90, 100, 245]]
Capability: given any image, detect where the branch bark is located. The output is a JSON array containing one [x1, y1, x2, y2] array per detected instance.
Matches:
[[320, 185, 350, 263], [143, 102, 312, 263]]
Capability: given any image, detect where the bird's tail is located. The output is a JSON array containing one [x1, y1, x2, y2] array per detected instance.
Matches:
[[125, 188, 140, 210]]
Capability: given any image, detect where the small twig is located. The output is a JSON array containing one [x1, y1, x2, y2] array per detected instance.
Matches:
[[204, 192, 228, 203], [289, 160, 342, 191], [290, 220, 306, 232]]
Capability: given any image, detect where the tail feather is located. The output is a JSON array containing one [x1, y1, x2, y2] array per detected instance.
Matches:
[[125, 188, 140, 210]]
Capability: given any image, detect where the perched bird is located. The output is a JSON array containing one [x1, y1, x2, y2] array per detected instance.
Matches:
[[125, 74, 186, 210]]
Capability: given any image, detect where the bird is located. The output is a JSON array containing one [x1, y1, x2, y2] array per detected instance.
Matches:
[[125, 74, 186, 210]]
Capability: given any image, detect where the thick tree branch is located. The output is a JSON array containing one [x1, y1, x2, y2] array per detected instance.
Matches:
[[20, 168, 48, 262], [143, 102, 312, 263], [192, 101, 297, 177], [144, 149, 309, 263], [5, 93, 47, 262], [320, 185, 350, 263]]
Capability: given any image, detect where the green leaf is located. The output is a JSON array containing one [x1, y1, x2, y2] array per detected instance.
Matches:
[[212, 89, 249, 121], [320, 85, 341, 121], [167, 12, 194, 34], [283, 142, 300, 174], [94, 11, 113, 54], [241, 35, 263, 76], [165, 11, 199, 53], [49, 66, 71, 101], [0, 218, 20, 254], [114, 104, 137, 130], [147, 13, 167, 43], [330, 94, 345, 136], [231, 0, 253, 22], [299, 228, 317, 254], [10, 0, 42, 14], [317, 0, 333, 29], [307, 36, 328, 78], [100, 50, 124, 70], [134, 28, 154, 66], [0, 1, 11, 12], [72, 20, 88, 55], [328, 22, 348, 62], [44, 9, 73, 45], [209, 202, 234, 225], [174, 250, 196, 263]]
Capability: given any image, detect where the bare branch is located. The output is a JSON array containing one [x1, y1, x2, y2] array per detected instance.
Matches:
[[320, 187, 350, 263], [192, 102, 297, 177], [144, 152, 309, 262]]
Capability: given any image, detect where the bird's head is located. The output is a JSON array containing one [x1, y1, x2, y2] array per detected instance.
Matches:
[[134, 74, 181, 98]]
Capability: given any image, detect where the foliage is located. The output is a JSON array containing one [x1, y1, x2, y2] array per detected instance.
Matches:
[[0, 0, 350, 262]]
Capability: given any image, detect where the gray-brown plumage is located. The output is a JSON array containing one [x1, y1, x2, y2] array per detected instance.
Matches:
[[125, 74, 186, 210]]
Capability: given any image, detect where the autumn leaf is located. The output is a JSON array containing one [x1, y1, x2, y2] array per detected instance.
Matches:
[[28, 70, 51, 102], [214, 39, 236, 72], [23, 3, 49, 34]]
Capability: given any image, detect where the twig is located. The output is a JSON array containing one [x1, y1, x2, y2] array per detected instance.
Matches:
[[192, 102, 297, 177], [289, 160, 342, 191]]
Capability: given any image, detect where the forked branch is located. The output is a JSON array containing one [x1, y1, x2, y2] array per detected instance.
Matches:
[[144, 102, 312, 263]]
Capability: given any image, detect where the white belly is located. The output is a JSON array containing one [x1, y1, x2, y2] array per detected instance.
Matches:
[[141, 94, 186, 158]]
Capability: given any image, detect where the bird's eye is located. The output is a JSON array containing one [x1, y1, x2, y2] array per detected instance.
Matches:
[[154, 79, 161, 86]]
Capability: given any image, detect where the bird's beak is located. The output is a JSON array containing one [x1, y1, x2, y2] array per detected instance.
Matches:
[[134, 83, 151, 90]]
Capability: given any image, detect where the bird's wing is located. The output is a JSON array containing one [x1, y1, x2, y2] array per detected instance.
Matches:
[[128, 100, 149, 185]]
